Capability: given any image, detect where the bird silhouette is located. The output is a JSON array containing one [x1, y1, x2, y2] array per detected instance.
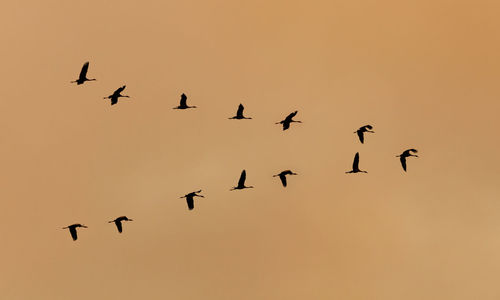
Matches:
[[276, 111, 302, 130], [229, 104, 252, 119], [273, 170, 298, 187], [230, 170, 254, 190], [397, 149, 419, 172], [108, 216, 133, 233], [103, 85, 129, 105], [355, 125, 374, 144], [173, 93, 196, 109], [180, 190, 204, 210], [62, 224, 88, 241], [346, 152, 368, 174], [71, 62, 96, 85]]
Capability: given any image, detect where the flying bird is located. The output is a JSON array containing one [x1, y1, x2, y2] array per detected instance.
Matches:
[[173, 93, 196, 109], [355, 125, 374, 144], [273, 170, 298, 187], [103, 85, 129, 105], [62, 224, 88, 241], [71, 62, 96, 85], [180, 190, 204, 210], [230, 170, 254, 190], [346, 152, 368, 174], [229, 104, 252, 119], [397, 149, 419, 172], [108, 216, 133, 233], [276, 111, 302, 130]]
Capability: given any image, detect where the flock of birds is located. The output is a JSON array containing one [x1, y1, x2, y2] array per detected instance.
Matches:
[[63, 62, 420, 241]]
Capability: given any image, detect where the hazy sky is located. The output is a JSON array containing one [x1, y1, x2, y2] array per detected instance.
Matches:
[[1, 0, 500, 299]]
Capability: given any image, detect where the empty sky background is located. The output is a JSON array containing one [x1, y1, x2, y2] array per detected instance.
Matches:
[[1, 0, 500, 299]]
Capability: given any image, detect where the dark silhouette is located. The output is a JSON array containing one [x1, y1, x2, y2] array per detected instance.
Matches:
[[273, 170, 298, 187], [230, 170, 254, 190], [355, 125, 374, 144], [397, 149, 419, 172], [104, 85, 129, 105], [229, 104, 252, 119], [346, 152, 367, 174], [180, 190, 204, 210], [173, 93, 196, 109], [276, 111, 302, 130], [108, 216, 133, 233], [62, 224, 88, 241], [71, 62, 96, 85]]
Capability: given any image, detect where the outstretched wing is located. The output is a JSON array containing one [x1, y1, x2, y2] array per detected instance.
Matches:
[[116, 216, 127, 222], [69, 227, 78, 241], [284, 111, 298, 122], [79, 62, 89, 79], [400, 156, 407, 171], [186, 196, 194, 210], [238, 170, 246, 187], [282, 121, 290, 130], [353, 152, 360, 170], [279, 174, 287, 187], [111, 97, 118, 105], [180, 93, 187, 106], [236, 104, 244, 117], [114, 85, 126, 94], [115, 221, 123, 233], [357, 130, 364, 143]]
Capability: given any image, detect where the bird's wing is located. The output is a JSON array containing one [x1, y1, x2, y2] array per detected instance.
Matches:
[[186, 196, 194, 210], [79, 62, 89, 79], [400, 156, 407, 171], [353, 152, 360, 170], [115, 221, 123, 233], [279, 174, 287, 187], [282, 122, 290, 130], [236, 104, 244, 117], [111, 97, 118, 105], [238, 170, 246, 187], [285, 111, 298, 122], [180, 94, 187, 106], [364, 125, 373, 130], [114, 85, 126, 94], [357, 130, 364, 143], [282, 170, 292, 175], [69, 227, 78, 241]]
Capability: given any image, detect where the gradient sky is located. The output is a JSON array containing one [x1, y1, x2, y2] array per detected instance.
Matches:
[[1, 0, 500, 299]]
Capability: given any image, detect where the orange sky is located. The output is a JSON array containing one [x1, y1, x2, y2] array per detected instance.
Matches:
[[1, 0, 500, 299]]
